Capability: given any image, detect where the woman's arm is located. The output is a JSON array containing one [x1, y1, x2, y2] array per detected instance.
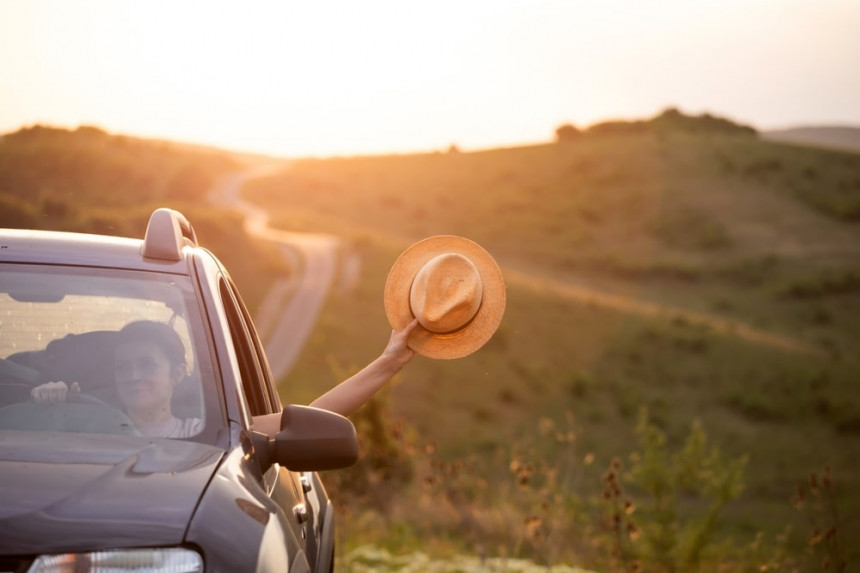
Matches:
[[251, 320, 419, 434], [309, 319, 419, 417]]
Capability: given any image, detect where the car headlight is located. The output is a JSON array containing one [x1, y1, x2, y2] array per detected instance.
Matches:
[[27, 548, 203, 572]]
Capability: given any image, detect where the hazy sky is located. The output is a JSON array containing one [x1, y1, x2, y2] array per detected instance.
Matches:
[[2, 0, 859, 157]]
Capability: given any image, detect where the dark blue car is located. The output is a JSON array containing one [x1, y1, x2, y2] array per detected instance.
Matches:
[[0, 208, 357, 572]]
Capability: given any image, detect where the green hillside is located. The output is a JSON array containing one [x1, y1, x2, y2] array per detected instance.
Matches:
[[0, 124, 287, 308], [3, 116, 859, 570], [244, 113, 860, 570], [764, 126, 860, 154]]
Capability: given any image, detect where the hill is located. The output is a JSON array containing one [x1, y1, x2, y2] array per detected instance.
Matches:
[[764, 125, 860, 154], [0, 124, 287, 308], [243, 118, 860, 569], [3, 116, 859, 570]]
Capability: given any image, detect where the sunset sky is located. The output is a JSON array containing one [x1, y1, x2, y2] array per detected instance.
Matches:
[[1, 0, 859, 157]]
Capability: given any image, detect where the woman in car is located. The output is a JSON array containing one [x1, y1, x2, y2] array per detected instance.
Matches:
[[31, 320, 202, 438], [31, 319, 419, 438]]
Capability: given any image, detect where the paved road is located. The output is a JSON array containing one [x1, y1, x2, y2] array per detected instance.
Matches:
[[214, 170, 340, 380]]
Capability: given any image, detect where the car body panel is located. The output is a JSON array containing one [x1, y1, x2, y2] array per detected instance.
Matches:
[[0, 228, 189, 273], [0, 431, 223, 554], [185, 435, 309, 572]]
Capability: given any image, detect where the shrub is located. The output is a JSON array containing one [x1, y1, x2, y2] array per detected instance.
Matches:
[[778, 271, 860, 299], [555, 124, 582, 143], [601, 409, 747, 571], [324, 391, 415, 517], [0, 194, 37, 228]]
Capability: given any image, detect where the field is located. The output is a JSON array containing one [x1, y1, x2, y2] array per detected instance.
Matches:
[[3, 121, 859, 571], [243, 128, 860, 571]]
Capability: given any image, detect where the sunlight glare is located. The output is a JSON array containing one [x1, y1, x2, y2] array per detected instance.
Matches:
[[1, 0, 859, 156]]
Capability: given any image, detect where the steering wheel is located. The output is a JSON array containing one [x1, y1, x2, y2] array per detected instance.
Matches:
[[0, 358, 43, 408], [67, 390, 120, 409], [0, 392, 140, 436], [0, 357, 41, 384]]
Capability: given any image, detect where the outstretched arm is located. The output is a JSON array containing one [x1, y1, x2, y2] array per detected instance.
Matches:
[[251, 320, 419, 435], [309, 318, 419, 416]]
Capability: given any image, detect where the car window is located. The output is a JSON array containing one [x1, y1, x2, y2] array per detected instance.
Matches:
[[0, 264, 218, 441], [228, 278, 282, 412], [219, 278, 273, 417]]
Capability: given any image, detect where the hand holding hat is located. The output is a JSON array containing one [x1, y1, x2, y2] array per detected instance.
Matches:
[[384, 235, 506, 360]]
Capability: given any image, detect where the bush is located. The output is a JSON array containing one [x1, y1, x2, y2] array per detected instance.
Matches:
[[583, 108, 757, 139], [555, 124, 582, 143], [0, 194, 37, 228], [324, 391, 415, 517], [778, 271, 860, 299], [600, 409, 747, 571]]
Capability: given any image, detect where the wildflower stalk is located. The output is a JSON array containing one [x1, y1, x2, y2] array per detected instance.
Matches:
[[795, 465, 847, 572]]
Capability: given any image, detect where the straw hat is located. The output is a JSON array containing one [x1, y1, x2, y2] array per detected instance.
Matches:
[[384, 235, 506, 359]]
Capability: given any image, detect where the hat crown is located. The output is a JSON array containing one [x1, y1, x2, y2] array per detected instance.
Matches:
[[409, 253, 483, 333]]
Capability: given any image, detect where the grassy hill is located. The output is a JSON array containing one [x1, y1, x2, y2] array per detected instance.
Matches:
[[764, 126, 860, 154], [0, 124, 287, 308], [243, 117, 860, 570], [3, 117, 859, 570]]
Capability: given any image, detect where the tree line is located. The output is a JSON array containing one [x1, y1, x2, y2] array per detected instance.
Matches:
[[555, 107, 758, 142]]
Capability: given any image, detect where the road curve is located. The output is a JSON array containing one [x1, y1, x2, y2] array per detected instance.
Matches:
[[214, 166, 822, 380], [214, 170, 340, 380]]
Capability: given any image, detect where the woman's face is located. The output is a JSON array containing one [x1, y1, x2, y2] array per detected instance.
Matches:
[[115, 342, 179, 420]]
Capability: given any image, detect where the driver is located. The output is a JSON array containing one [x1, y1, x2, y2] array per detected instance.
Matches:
[[31, 319, 419, 438], [31, 320, 199, 438]]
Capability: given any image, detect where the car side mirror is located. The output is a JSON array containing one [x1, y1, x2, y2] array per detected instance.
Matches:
[[251, 405, 359, 472]]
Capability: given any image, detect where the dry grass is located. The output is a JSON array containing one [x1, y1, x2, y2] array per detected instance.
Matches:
[[243, 132, 860, 569]]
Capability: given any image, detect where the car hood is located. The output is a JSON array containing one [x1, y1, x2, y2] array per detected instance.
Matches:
[[0, 430, 224, 554]]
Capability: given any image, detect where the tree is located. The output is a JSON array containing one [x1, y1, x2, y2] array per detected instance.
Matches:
[[555, 123, 581, 142]]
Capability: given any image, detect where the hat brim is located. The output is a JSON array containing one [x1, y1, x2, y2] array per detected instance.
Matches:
[[384, 235, 506, 360]]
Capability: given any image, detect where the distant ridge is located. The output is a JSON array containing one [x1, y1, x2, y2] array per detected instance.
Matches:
[[763, 125, 860, 154]]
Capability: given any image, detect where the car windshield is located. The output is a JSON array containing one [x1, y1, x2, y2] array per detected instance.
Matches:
[[0, 264, 220, 442]]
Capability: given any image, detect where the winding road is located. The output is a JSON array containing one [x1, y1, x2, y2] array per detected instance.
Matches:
[[215, 166, 821, 384], [214, 169, 341, 380]]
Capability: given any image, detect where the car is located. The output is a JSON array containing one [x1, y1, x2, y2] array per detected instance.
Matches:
[[0, 208, 358, 572]]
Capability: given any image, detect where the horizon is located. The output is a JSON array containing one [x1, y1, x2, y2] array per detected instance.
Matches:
[[8, 111, 860, 161], [2, 0, 860, 157]]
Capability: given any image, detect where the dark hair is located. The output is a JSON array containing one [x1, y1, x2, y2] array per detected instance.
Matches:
[[117, 320, 186, 368]]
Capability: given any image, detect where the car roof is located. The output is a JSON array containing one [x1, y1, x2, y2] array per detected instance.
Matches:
[[0, 209, 198, 274]]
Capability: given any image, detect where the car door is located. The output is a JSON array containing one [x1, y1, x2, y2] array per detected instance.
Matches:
[[218, 278, 313, 564], [223, 279, 332, 570]]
